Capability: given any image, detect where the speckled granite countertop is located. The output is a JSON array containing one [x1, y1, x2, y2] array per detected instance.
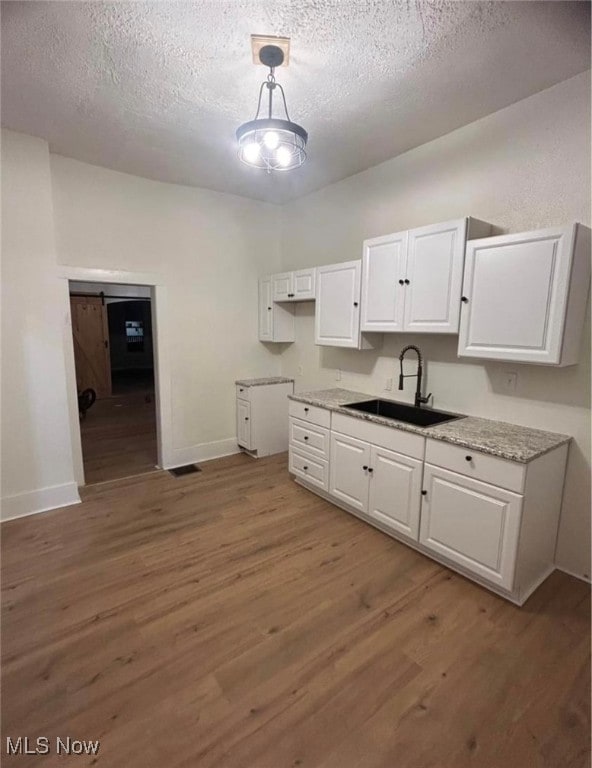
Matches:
[[236, 377, 294, 387], [289, 388, 570, 463]]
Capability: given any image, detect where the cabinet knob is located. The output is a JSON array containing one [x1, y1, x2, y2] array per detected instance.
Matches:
[[353, 301, 359, 307], [303, 465, 308, 471], [421, 490, 427, 496], [465, 455, 472, 462], [398, 279, 404, 285], [362, 465, 368, 470], [245, 417, 249, 421], [268, 306, 272, 310], [304, 407, 309, 412], [368, 467, 374, 473], [404, 279, 410, 285], [239, 388, 244, 392], [461, 296, 469, 303], [303, 435, 309, 440]]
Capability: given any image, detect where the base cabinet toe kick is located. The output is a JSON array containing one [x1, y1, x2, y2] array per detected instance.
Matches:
[[288, 407, 569, 605]]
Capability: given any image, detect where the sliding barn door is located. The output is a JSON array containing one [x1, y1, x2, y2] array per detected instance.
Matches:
[[70, 296, 112, 398]]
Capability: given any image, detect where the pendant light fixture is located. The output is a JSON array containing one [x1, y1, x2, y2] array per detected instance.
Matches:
[[236, 42, 307, 172]]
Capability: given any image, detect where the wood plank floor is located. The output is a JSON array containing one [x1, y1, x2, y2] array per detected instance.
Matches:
[[1, 452, 590, 768], [80, 391, 157, 485]]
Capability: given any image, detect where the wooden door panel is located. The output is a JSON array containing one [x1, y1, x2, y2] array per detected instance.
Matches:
[[70, 296, 112, 399]]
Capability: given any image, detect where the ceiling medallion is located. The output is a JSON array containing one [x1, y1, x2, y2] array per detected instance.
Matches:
[[236, 42, 307, 172]]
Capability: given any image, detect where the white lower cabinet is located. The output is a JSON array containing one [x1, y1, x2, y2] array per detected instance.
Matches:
[[329, 433, 370, 513], [237, 399, 252, 450], [329, 432, 422, 538], [368, 445, 423, 541], [236, 380, 294, 457], [419, 464, 522, 590], [289, 406, 569, 605]]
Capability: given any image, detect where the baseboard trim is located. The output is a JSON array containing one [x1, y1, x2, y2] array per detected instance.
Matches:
[[556, 565, 591, 584], [1, 482, 81, 522], [164, 437, 240, 470]]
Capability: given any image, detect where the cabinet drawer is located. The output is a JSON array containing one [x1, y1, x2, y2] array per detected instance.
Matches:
[[425, 439, 525, 493], [236, 385, 251, 401], [289, 417, 330, 458], [289, 400, 331, 428], [332, 412, 425, 460], [289, 448, 329, 491]]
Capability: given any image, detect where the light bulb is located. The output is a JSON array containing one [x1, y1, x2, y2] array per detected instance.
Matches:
[[263, 131, 280, 149], [276, 145, 293, 167], [243, 142, 260, 163]]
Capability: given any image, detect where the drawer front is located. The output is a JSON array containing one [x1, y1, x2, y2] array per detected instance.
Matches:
[[331, 412, 425, 460], [425, 438, 525, 493], [420, 464, 522, 590], [289, 400, 331, 428], [289, 417, 330, 458], [289, 448, 329, 491], [236, 385, 251, 401]]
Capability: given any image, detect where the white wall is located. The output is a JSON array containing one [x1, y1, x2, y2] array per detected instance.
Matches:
[[1, 130, 79, 518], [278, 72, 592, 579], [1, 129, 282, 517], [50, 154, 282, 467]]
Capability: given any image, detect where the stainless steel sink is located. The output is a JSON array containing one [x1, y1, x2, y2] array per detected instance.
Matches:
[[342, 399, 464, 428]]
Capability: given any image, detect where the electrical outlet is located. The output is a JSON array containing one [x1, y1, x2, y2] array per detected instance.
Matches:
[[297, 365, 303, 376], [385, 377, 393, 391], [502, 371, 518, 392], [335, 369, 342, 382]]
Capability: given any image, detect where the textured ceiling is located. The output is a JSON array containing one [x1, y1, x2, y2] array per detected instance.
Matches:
[[2, 1, 590, 203]]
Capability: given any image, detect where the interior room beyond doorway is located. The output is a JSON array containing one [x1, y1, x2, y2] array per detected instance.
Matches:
[[69, 280, 158, 485]]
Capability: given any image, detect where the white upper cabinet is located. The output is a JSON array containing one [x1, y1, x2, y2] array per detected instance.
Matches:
[[361, 231, 407, 332], [272, 272, 293, 302], [361, 218, 492, 335], [271, 268, 316, 301], [315, 261, 378, 348], [258, 277, 273, 341], [404, 220, 468, 333], [293, 268, 316, 300], [259, 277, 295, 342], [458, 223, 591, 366]]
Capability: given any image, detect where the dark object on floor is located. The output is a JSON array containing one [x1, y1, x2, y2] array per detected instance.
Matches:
[[168, 464, 202, 477], [78, 388, 97, 419]]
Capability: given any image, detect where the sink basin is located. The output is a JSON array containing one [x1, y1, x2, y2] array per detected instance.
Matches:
[[342, 399, 464, 428]]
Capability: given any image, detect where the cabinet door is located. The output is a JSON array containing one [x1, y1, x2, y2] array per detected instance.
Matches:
[[368, 446, 423, 541], [293, 268, 316, 300], [458, 226, 575, 364], [237, 399, 252, 449], [315, 261, 362, 347], [404, 219, 467, 334], [258, 278, 273, 341], [329, 432, 370, 512], [420, 464, 522, 590], [361, 231, 407, 332], [272, 272, 294, 301]]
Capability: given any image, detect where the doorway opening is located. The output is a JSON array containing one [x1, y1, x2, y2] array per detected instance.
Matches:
[[69, 280, 158, 485]]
